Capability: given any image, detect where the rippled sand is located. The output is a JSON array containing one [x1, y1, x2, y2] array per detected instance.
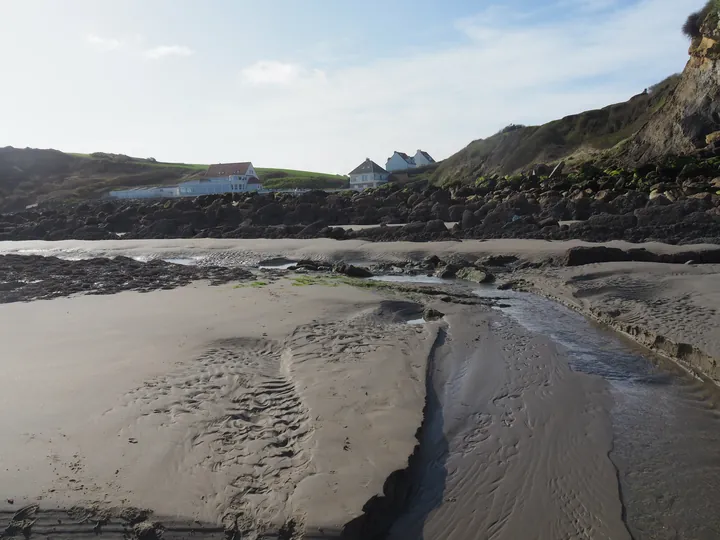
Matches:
[[0, 282, 433, 537]]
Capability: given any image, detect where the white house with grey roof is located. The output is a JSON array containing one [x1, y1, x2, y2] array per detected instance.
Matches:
[[385, 150, 436, 172], [413, 150, 435, 167], [348, 158, 390, 190]]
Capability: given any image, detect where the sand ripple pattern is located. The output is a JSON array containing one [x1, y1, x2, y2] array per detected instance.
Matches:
[[391, 312, 629, 540], [117, 338, 313, 536]]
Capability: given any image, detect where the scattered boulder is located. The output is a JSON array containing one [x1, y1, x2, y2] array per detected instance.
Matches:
[[497, 279, 532, 291], [422, 307, 445, 321], [456, 267, 495, 284], [2, 148, 720, 245], [424, 255, 442, 268], [334, 263, 373, 278], [549, 161, 566, 179], [562, 246, 630, 266], [435, 264, 460, 279], [482, 255, 519, 267]]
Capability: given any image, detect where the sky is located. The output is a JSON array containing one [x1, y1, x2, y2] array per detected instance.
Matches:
[[0, 0, 706, 174]]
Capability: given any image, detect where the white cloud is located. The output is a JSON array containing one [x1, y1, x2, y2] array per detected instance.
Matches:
[[144, 45, 194, 60], [214, 0, 697, 173], [240, 60, 326, 86], [9, 0, 704, 175], [86, 34, 124, 51]]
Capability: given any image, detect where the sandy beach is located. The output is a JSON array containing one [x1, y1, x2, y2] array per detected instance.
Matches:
[[0, 281, 434, 537], [1, 238, 720, 538]]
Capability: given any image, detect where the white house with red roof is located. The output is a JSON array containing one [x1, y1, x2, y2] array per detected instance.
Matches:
[[177, 162, 262, 196], [109, 162, 263, 199]]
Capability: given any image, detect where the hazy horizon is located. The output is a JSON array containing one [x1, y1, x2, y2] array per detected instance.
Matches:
[[0, 0, 705, 174]]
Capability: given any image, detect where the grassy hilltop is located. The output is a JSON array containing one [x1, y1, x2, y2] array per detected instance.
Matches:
[[0, 149, 347, 211]]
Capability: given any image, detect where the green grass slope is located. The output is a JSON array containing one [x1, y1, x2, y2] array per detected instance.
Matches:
[[434, 75, 681, 186], [0, 149, 345, 211], [257, 168, 348, 190]]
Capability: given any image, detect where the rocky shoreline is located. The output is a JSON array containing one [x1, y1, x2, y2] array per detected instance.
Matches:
[[0, 254, 253, 303], [2, 154, 720, 245], [3, 238, 720, 386]]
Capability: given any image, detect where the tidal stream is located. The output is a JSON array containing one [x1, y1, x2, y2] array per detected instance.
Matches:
[[386, 275, 720, 539], [497, 289, 720, 539]]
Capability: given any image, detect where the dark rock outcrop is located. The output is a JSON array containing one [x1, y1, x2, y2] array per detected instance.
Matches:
[[0, 255, 254, 303]]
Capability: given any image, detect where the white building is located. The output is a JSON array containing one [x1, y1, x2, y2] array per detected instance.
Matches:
[[348, 158, 390, 190], [413, 150, 436, 167], [109, 161, 263, 199], [178, 162, 262, 196], [109, 186, 179, 199], [385, 150, 436, 172], [385, 151, 415, 172]]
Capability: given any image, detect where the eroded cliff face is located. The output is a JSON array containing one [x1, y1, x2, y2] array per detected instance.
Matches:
[[629, 7, 720, 162]]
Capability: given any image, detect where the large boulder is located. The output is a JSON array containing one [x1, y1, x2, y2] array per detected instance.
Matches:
[[448, 205, 466, 222], [435, 263, 461, 279], [255, 202, 284, 225], [423, 307, 445, 321], [562, 246, 630, 266], [586, 213, 638, 230], [611, 191, 649, 214], [456, 267, 495, 283], [424, 220, 448, 234], [634, 204, 686, 227], [461, 210, 477, 230], [334, 263, 373, 278]]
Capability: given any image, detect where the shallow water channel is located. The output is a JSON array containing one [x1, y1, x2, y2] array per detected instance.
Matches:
[[492, 288, 720, 539], [381, 275, 720, 539]]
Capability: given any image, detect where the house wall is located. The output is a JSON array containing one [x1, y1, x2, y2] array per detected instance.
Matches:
[[386, 153, 413, 172], [177, 175, 262, 196], [109, 186, 179, 199], [413, 152, 434, 167], [349, 172, 389, 191]]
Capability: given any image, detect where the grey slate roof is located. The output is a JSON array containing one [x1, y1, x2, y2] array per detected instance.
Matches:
[[349, 158, 388, 176]]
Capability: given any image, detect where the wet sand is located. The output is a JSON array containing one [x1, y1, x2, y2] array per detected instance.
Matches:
[[389, 302, 629, 540], [2, 238, 720, 538], [523, 262, 720, 382], [0, 273, 636, 539], [4, 236, 717, 379], [1, 237, 717, 266], [0, 282, 434, 537]]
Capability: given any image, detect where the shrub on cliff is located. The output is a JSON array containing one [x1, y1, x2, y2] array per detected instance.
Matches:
[[498, 124, 526, 135], [683, 1, 718, 39]]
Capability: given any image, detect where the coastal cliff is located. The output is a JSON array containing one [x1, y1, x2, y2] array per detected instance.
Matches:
[[628, 2, 720, 162]]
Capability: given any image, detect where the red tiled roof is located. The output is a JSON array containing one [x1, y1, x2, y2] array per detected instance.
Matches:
[[247, 177, 262, 184], [206, 162, 252, 177]]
